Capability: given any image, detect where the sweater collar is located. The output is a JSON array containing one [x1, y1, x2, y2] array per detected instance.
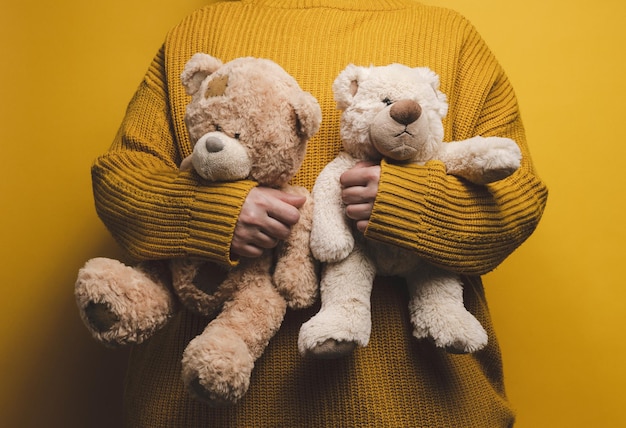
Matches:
[[241, 0, 414, 10]]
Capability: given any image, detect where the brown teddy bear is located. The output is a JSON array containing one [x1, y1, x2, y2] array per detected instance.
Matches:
[[298, 63, 521, 358], [75, 54, 321, 405]]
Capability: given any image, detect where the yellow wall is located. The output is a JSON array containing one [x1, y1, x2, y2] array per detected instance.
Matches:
[[1, 1, 623, 427]]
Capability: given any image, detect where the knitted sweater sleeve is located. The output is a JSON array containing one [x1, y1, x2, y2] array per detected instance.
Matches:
[[366, 23, 548, 276], [91, 46, 256, 265]]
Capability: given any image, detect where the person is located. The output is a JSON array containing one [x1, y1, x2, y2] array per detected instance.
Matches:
[[92, 0, 548, 426]]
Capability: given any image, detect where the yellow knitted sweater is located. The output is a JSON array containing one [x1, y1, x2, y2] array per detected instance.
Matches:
[[93, 1, 548, 426]]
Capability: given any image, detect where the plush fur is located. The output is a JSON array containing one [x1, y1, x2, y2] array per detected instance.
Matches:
[[298, 63, 521, 358], [75, 54, 321, 405]]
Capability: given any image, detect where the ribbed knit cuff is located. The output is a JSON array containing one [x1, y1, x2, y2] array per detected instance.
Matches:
[[366, 159, 431, 250], [187, 179, 257, 266], [366, 159, 504, 275]]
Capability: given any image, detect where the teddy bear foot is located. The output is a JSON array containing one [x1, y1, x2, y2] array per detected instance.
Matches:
[[442, 316, 488, 354], [298, 307, 371, 358], [187, 378, 237, 407], [75, 257, 176, 347], [83, 301, 120, 333], [412, 310, 488, 354], [182, 327, 255, 406], [303, 338, 357, 359]]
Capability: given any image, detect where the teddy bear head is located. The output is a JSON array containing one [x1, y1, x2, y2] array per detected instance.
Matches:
[[180, 54, 321, 186], [333, 63, 449, 163]]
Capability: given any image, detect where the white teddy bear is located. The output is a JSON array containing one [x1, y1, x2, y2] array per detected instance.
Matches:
[[298, 63, 522, 358]]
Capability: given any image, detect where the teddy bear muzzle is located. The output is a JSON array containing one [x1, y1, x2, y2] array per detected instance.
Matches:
[[370, 99, 428, 161], [191, 132, 252, 181]]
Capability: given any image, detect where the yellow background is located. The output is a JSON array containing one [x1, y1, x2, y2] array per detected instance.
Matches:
[[1, 1, 624, 427]]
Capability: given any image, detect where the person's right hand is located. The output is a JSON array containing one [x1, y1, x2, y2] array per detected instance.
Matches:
[[340, 161, 381, 233], [230, 186, 306, 259]]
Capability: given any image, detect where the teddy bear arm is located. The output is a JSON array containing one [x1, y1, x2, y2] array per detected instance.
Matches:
[[273, 185, 319, 309], [437, 136, 522, 185], [310, 155, 358, 262]]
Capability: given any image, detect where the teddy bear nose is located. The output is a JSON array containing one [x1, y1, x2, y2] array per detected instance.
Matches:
[[204, 136, 225, 153], [389, 99, 422, 125]]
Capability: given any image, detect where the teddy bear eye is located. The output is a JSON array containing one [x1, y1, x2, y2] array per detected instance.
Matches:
[[382, 97, 393, 106], [234, 133, 241, 140], [215, 124, 222, 132]]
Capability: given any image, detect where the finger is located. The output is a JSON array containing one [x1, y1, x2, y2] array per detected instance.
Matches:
[[241, 209, 292, 241], [234, 217, 286, 245], [230, 240, 264, 259], [239, 189, 298, 230], [345, 203, 373, 222], [252, 187, 304, 227], [266, 197, 302, 227], [340, 161, 378, 187], [231, 229, 279, 257], [239, 245, 264, 259], [256, 222, 288, 245], [355, 219, 369, 233], [273, 190, 307, 209], [342, 186, 375, 205]]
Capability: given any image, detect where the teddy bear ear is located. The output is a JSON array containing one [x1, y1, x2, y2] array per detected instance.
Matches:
[[332, 64, 368, 110], [292, 91, 322, 140], [181, 53, 224, 96]]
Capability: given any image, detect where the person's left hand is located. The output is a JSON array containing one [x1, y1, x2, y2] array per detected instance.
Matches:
[[340, 161, 381, 233]]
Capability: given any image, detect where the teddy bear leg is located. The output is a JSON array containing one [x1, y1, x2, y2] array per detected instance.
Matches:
[[273, 185, 318, 309], [181, 260, 287, 405], [75, 258, 176, 347], [407, 268, 488, 353], [298, 248, 376, 359]]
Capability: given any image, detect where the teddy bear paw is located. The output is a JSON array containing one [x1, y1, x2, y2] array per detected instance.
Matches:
[[75, 258, 175, 347], [412, 308, 488, 354], [472, 137, 522, 184], [298, 308, 371, 358], [310, 233, 355, 263], [302, 338, 358, 359], [439, 325, 488, 354], [182, 328, 255, 405], [273, 260, 319, 310], [82, 301, 120, 333]]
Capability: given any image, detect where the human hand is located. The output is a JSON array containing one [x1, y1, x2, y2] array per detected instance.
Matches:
[[231, 187, 306, 258], [340, 161, 381, 233]]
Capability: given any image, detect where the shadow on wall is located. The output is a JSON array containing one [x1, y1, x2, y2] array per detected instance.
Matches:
[[15, 242, 131, 428]]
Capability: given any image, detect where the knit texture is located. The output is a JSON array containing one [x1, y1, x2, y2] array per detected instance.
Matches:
[[90, 0, 549, 426]]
